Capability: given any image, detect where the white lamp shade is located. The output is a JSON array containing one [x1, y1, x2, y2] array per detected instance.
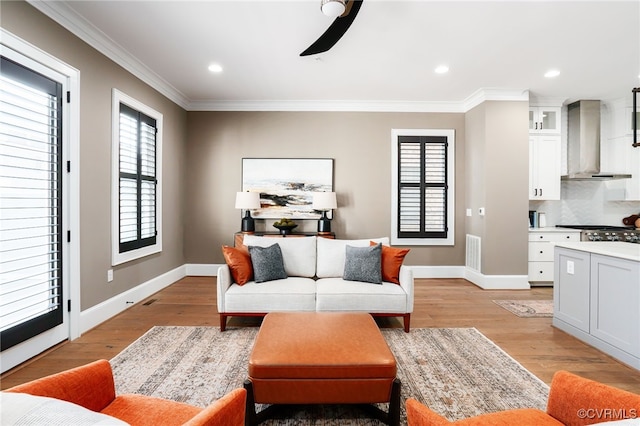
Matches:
[[235, 192, 260, 210], [312, 192, 337, 210], [321, 0, 345, 18]]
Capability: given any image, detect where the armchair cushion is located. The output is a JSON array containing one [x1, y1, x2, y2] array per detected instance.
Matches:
[[0, 392, 128, 426]]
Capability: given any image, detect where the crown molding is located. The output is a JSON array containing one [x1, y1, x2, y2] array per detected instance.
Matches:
[[188, 99, 467, 113], [27, 0, 190, 110], [27, 0, 530, 113]]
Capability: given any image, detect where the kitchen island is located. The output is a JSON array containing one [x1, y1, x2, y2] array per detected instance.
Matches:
[[553, 241, 640, 370]]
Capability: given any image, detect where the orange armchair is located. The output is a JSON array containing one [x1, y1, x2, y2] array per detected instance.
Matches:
[[406, 370, 640, 426], [4, 359, 246, 426]]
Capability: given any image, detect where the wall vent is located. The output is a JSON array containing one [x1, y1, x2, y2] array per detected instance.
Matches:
[[465, 234, 481, 272]]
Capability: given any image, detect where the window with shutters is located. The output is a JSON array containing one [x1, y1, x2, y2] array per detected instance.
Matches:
[[111, 90, 162, 265], [391, 129, 455, 246]]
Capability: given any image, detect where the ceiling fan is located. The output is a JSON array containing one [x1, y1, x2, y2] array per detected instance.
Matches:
[[300, 0, 364, 56]]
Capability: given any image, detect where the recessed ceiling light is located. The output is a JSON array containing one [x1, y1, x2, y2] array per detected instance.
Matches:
[[208, 63, 223, 73], [544, 69, 560, 78], [434, 65, 449, 74]]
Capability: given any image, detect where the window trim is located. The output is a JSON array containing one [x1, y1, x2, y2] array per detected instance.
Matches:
[[391, 129, 455, 246], [111, 89, 162, 266]]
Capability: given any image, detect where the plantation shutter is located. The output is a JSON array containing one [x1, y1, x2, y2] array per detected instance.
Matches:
[[397, 135, 448, 238], [0, 56, 64, 351], [118, 104, 157, 253]]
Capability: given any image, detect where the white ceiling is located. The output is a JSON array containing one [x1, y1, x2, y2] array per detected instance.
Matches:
[[30, 0, 640, 111]]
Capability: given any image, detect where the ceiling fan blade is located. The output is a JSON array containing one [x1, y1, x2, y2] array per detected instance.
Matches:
[[300, 0, 363, 56]]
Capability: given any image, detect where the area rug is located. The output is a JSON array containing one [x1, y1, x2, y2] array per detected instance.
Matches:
[[493, 299, 553, 318], [110, 326, 549, 425]]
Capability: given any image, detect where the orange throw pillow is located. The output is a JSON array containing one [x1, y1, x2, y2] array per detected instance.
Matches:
[[371, 241, 409, 284], [222, 245, 253, 285]]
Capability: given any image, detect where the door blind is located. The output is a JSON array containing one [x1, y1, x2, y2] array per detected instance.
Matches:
[[0, 56, 63, 351]]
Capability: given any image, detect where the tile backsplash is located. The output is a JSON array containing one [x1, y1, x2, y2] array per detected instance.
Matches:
[[529, 180, 640, 227]]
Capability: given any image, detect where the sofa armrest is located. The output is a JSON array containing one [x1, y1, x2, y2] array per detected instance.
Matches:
[[398, 265, 414, 313], [217, 264, 232, 313], [546, 370, 640, 424], [183, 388, 246, 426], [5, 359, 116, 412]]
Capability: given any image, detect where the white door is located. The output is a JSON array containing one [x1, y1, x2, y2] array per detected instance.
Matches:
[[0, 42, 74, 373]]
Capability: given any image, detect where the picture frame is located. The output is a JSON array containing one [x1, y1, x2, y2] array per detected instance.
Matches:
[[242, 158, 334, 219]]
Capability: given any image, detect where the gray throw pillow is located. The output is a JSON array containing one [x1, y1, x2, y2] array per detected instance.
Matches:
[[343, 243, 382, 284], [248, 244, 287, 283]]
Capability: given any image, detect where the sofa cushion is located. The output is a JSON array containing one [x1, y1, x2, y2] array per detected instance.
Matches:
[[224, 278, 317, 312], [0, 392, 129, 426], [343, 243, 382, 284], [316, 278, 408, 313], [371, 242, 410, 285], [316, 237, 389, 278], [222, 245, 253, 285], [243, 235, 316, 277], [249, 244, 287, 283]]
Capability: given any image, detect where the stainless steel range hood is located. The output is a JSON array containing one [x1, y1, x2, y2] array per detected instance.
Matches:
[[562, 100, 632, 180]]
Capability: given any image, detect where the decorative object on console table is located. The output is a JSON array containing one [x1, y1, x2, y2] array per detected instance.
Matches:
[[273, 218, 298, 235], [235, 191, 260, 233], [313, 191, 337, 234]]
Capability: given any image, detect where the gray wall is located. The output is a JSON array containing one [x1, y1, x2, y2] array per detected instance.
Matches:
[[465, 101, 529, 275], [185, 111, 468, 267], [3, 1, 187, 310]]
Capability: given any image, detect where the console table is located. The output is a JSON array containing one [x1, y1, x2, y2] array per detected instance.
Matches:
[[234, 232, 335, 247]]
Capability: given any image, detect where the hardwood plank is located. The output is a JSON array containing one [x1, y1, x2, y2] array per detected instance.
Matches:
[[2, 277, 640, 394]]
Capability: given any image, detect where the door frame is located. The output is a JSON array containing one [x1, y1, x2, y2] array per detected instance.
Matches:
[[1, 29, 81, 373]]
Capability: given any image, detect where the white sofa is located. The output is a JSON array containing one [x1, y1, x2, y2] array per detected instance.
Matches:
[[217, 236, 414, 332]]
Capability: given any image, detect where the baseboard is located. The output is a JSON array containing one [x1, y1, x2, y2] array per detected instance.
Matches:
[[185, 263, 223, 276], [464, 268, 530, 290], [79, 265, 187, 334], [410, 265, 466, 278]]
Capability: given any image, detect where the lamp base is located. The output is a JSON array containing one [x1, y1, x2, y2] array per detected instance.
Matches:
[[241, 213, 255, 233], [317, 217, 331, 233]]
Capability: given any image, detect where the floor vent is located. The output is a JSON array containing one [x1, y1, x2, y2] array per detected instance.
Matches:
[[465, 234, 481, 272], [143, 298, 157, 306]]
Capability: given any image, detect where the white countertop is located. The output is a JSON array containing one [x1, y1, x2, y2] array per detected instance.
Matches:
[[529, 227, 582, 233], [553, 241, 640, 262]]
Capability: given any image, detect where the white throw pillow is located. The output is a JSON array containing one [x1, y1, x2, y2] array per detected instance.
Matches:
[[316, 237, 389, 278], [242, 235, 316, 277], [0, 392, 129, 425]]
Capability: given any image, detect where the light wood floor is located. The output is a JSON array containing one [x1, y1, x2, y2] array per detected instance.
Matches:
[[3, 277, 640, 393]]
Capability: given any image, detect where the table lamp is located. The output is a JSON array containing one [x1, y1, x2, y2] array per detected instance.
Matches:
[[235, 192, 260, 233], [312, 192, 337, 234]]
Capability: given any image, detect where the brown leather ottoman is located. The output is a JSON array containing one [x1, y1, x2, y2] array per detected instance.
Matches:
[[244, 312, 400, 425]]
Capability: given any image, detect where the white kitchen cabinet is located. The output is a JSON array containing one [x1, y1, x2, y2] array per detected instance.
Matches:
[[553, 248, 590, 331], [590, 254, 640, 357], [528, 230, 580, 283], [553, 245, 640, 370], [529, 107, 561, 134], [529, 135, 561, 200]]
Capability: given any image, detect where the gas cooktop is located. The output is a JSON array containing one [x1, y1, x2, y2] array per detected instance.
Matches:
[[556, 225, 635, 231]]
